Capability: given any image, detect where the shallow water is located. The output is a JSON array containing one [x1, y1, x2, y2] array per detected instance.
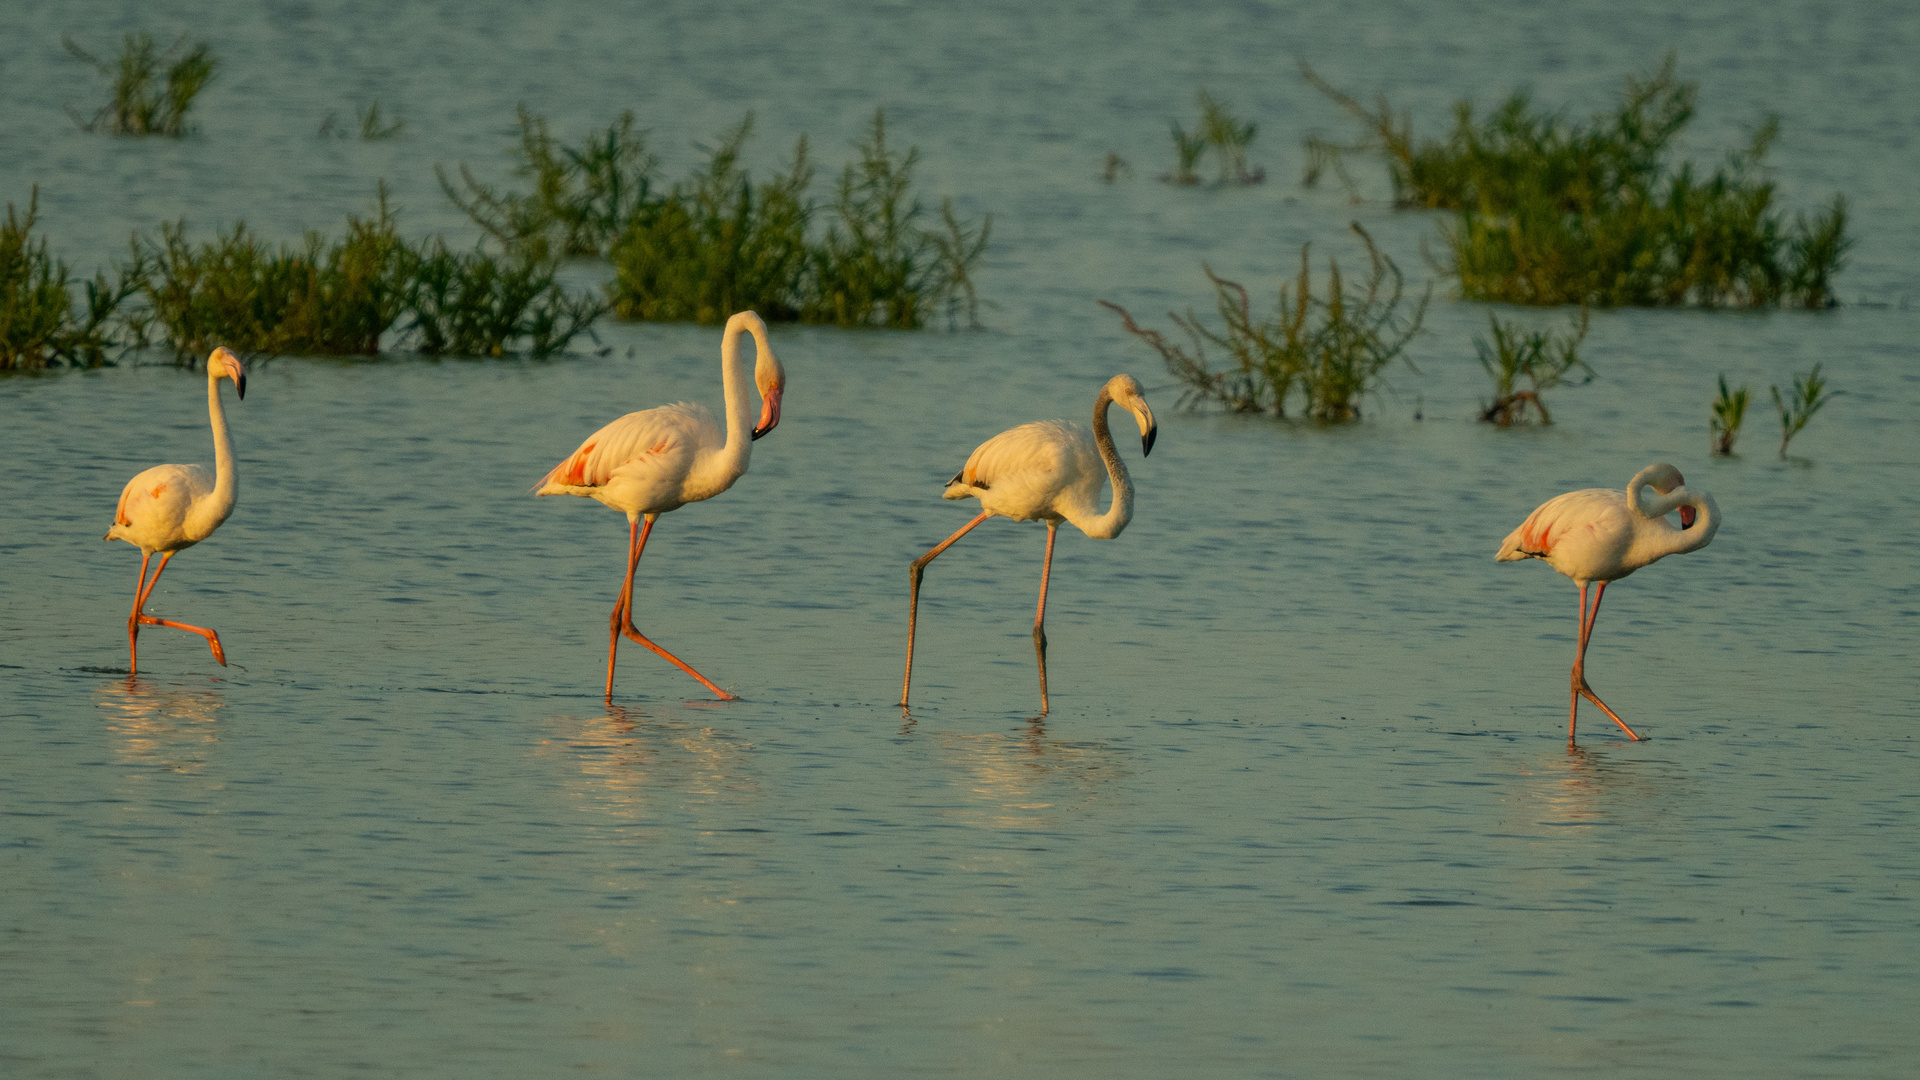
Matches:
[[4, 1, 1919, 1077]]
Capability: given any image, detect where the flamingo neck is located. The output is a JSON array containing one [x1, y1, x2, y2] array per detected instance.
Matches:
[[710, 317, 759, 482], [190, 367, 238, 538], [1074, 386, 1134, 539]]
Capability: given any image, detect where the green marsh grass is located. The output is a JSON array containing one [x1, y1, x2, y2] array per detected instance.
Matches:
[[1710, 374, 1750, 455], [403, 241, 605, 358], [440, 107, 657, 261], [1771, 364, 1835, 458], [64, 34, 216, 137], [1305, 57, 1850, 308], [321, 103, 405, 141], [1102, 224, 1427, 421], [1475, 309, 1590, 425], [1, 188, 140, 370], [1164, 93, 1263, 186]]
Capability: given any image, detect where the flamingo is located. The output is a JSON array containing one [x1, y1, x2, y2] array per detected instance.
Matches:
[[104, 346, 248, 673], [900, 373, 1157, 715], [1496, 462, 1720, 744], [536, 310, 784, 701]]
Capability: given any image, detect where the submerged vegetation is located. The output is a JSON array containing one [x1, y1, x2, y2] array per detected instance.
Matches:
[[1164, 92, 1263, 186], [64, 33, 217, 137], [320, 103, 404, 141], [1771, 364, 1836, 458], [1304, 57, 1851, 308], [1710, 375, 1750, 455], [1475, 309, 1590, 425], [440, 108, 991, 328], [1102, 224, 1427, 421], [1, 188, 141, 371]]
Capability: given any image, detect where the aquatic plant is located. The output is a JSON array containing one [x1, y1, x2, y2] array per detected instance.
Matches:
[[1164, 92, 1262, 186], [1101, 153, 1130, 183], [1101, 223, 1427, 421], [1770, 364, 1835, 458], [321, 103, 405, 141], [440, 107, 657, 262], [0, 188, 142, 370], [1475, 308, 1591, 425], [402, 241, 605, 358], [63, 33, 217, 137], [1304, 57, 1851, 308], [1710, 374, 1750, 455]]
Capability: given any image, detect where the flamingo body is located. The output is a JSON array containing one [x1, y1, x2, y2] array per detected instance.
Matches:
[[537, 311, 785, 700], [902, 374, 1157, 714], [1497, 463, 1719, 743], [104, 347, 247, 672]]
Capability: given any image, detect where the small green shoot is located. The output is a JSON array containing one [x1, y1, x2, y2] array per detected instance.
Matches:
[[1770, 364, 1836, 458], [64, 33, 217, 137], [1164, 92, 1263, 186], [1710, 374, 1750, 455], [1476, 308, 1591, 425]]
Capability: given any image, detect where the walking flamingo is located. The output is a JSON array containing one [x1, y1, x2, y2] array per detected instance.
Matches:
[[536, 311, 784, 700], [104, 346, 248, 673], [900, 374, 1157, 715], [1496, 462, 1720, 744]]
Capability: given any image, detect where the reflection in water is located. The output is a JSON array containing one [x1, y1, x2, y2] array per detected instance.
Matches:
[[95, 678, 225, 776], [532, 703, 760, 820], [909, 716, 1125, 831], [1497, 744, 1693, 832]]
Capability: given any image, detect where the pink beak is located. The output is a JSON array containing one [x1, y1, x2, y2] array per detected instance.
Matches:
[[752, 386, 783, 440]]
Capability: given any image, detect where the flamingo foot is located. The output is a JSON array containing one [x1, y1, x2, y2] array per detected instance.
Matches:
[[619, 617, 736, 701], [138, 614, 227, 666], [1577, 680, 1642, 741]]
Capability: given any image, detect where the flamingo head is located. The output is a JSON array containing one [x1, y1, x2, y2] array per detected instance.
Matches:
[[1637, 462, 1698, 528], [1106, 373, 1158, 456], [208, 346, 247, 400]]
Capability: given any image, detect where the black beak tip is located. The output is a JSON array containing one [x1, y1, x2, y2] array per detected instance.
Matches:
[[751, 425, 769, 441], [236, 374, 247, 401], [1142, 427, 1157, 457]]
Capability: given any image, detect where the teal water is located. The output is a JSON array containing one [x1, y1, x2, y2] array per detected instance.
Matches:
[[3, 2, 1918, 1076]]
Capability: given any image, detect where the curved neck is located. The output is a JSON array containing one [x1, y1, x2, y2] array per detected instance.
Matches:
[[1077, 386, 1134, 539], [1650, 490, 1719, 558], [199, 369, 238, 527], [713, 317, 760, 476]]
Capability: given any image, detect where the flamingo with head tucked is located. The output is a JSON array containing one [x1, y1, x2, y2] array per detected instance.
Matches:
[[900, 374, 1157, 715], [104, 347, 248, 673], [536, 311, 784, 701], [1497, 462, 1720, 744]]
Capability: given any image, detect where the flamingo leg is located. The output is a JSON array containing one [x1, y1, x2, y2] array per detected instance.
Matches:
[[127, 550, 154, 674], [1033, 521, 1058, 716], [1569, 581, 1640, 743], [900, 510, 993, 708], [607, 514, 736, 702], [130, 552, 227, 667], [605, 518, 643, 700]]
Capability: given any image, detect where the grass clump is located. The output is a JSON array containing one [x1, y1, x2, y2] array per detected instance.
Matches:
[[64, 33, 217, 137], [1305, 57, 1850, 308], [1710, 374, 1750, 455], [2, 188, 142, 370], [1770, 364, 1835, 458], [403, 241, 604, 357], [440, 107, 657, 262], [321, 103, 404, 141], [1475, 309, 1591, 425], [1101, 223, 1427, 421], [1164, 92, 1263, 186]]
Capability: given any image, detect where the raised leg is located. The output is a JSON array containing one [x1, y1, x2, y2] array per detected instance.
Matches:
[[1033, 521, 1058, 716], [900, 510, 993, 707], [606, 514, 736, 702], [1569, 580, 1640, 743], [128, 551, 227, 668]]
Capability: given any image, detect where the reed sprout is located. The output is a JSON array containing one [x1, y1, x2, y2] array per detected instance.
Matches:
[[1164, 92, 1263, 186], [1102, 223, 1427, 421], [1710, 374, 1750, 455], [1, 188, 141, 370], [64, 34, 217, 137], [1475, 308, 1591, 425], [1305, 57, 1851, 308], [1770, 364, 1835, 458], [322, 103, 405, 141]]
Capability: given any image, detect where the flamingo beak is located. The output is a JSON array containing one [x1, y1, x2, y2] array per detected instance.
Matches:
[[1141, 423, 1157, 457], [751, 384, 783, 441], [1679, 505, 1697, 529], [235, 370, 247, 401]]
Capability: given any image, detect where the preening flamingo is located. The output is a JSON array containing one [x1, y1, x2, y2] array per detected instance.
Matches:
[[1496, 462, 1720, 744], [536, 311, 784, 700], [900, 374, 1157, 715], [104, 346, 247, 673]]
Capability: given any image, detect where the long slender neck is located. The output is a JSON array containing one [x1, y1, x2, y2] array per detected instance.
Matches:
[[1651, 490, 1719, 558], [1078, 387, 1134, 539], [196, 371, 238, 532], [712, 318, 758, 478]]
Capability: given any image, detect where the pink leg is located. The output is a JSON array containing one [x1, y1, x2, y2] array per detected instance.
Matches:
[[607, 515, 736, 701], [127, 550, 154, 674], [900, 510, 994, 708], [130, 552, 227, 667], [1569, 581, 1640, 743], [1033, 521, 1058, 716]]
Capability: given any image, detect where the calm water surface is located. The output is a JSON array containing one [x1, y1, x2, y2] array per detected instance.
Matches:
[[3, 1, 1917, 1077]]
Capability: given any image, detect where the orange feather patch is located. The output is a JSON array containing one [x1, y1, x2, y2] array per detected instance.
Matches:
[[150, 483, 166, 498], [562, 442, 597, 485]]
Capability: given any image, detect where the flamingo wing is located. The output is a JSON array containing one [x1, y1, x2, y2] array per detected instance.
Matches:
[[536, 402, 715, 494]]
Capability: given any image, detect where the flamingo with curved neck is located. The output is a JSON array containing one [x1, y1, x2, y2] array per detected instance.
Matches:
[[1497, 462, 1720, 743], [536, 311, 785, 700], [900, 373, 1158, 715], [104, 346, 248, 673]]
